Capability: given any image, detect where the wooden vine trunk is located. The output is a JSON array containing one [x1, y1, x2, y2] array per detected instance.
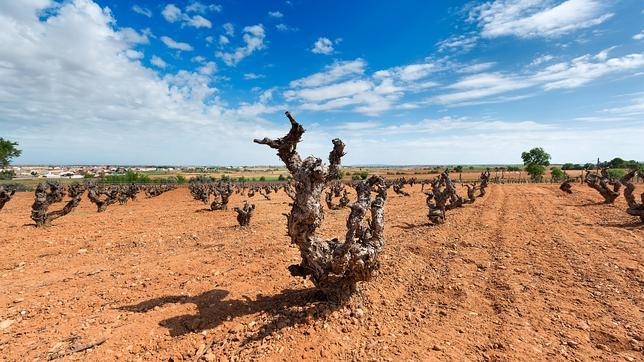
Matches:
[[584, 168, 621, 204], [31, 182, 86, 227], [87, 184, 118, 212], [620, 170, 644, 223], [559, 179, 573, 194], [479, 171, 490, 196], [0, 186, 16, 211], [254, 111, 387, 301], [234, 201, 256, 226], [464, 183, 478, 203]]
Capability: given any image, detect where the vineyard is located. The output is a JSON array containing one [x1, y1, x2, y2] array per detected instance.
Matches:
[[0, 116, 642, 360]]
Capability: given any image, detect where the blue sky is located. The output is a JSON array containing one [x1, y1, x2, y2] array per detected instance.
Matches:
[[1, 0, 643, 165]]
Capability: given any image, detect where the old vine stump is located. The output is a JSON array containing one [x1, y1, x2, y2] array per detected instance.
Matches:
[[254, 111, 387, 301]]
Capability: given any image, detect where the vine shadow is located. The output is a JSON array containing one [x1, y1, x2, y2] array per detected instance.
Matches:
[[118, 287, 338, 343]]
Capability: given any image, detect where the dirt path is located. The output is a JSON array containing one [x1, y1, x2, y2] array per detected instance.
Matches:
[[0, 184, 642, 361]]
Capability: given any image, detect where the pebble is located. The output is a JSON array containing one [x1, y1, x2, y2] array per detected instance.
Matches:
[[353, 308, 365, 319], [0, 319, 15, 330]]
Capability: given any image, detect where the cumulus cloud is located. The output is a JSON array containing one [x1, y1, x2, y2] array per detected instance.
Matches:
[[223, 22, 234, 36], [162, 3, 212, 28], [275, 23, 298, 32], [161, 4, 182, 22], [634, 30, 644, 41], [185, 1, 222, 14], [312, 37, 334, 54], [216, 24, 266, 66], [151, 55, 168, 68], [198, 61, 217, 75], [268, 11, 283, 18], [118, 27, 149, 45], [469, 0, 614, 38], [0, 0, 281, 165], [160, 36, 194, 51], [285, 59, 443, 115]]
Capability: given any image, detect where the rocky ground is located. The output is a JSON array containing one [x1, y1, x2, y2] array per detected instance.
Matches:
[[0, 183, 642, 361]]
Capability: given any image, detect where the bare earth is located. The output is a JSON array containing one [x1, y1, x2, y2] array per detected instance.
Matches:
[[1, 184, 642, 361]]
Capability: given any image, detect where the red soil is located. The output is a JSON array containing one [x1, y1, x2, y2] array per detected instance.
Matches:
[[0, 183, 642, 361]]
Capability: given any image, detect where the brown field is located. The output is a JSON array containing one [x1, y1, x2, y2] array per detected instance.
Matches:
[[1, 183, 642, 361]]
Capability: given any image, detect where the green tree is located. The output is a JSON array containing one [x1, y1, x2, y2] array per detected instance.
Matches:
[[0, 138, 22, 167], [521, 147, 551, 181], [607, 169, 625, 178], [608, 157, 623, 168], [454, 165, 463, 173], [550, 167, 565, 181]]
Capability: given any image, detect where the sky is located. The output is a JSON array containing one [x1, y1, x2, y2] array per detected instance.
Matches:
[[0, 0, 643, 166]]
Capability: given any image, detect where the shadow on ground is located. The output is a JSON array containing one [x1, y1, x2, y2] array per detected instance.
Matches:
[[119, 287, 339, 344]]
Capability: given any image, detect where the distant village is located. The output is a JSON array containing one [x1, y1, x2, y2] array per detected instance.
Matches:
[[3, 166, 224, 180]]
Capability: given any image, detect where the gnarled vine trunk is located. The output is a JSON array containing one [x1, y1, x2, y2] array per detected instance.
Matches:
[[234, 201, 256, 226], [254, 111, 387, 301], [325, 182, 349, 210], [559, 179, 573, 194], [0, 186, 16, 211], [584, 168, 621, 204], [464, 183, 478, 204], [620, 170, 644, 223], [479, 171, 490, 196], [87, 184, 118, 212], [31, 182, 86, 227]]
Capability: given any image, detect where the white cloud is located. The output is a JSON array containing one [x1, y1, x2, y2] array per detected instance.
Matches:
[[151, 55, 168, 68], [292, 80, 373, 102], [289, 59, 366, 88], [535, 52, 644, 90], [275, 23, 298, 32], [186, 15, 211, 28], [286, 58, 443, 115], [312, 37, 334, 54], [125, 49, 144, 60], [433, 50, 644, 105], [223, 22, 234, 36], [132, 5, 152, 17], [457, 62, 496, 73], [601, 95, 644, 117], [161, 4, 182, 22], [336, 121, 381, 131], [162, 3, 212, 28], [374, 62, 441, 81], [259, 88, 275, 103], [268, 11, 283, 18], [186, 1, 222, 14], [216, 24, 266, 66], [219, 35, 229, 46], [198, 61, 217, 75], [437, 34, 479, 52], [469, 0, 613, 38], [0, 0, 282, 165], [634, 30, 644, 41], [244, 73, 264, 80], [160, 36, 194, 51], [118, 27, 149, 45], [530, 54, 554, 66]]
